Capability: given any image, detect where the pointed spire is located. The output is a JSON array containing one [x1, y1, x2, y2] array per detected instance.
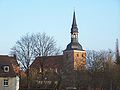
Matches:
[[65, 11, 83, 51], [71, 11, 78, 34], [72, 11, 77, 26]]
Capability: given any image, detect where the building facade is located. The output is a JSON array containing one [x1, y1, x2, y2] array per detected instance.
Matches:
[[0, 55, 20, 90]]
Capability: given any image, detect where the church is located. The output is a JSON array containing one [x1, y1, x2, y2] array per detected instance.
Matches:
[[29, 12, 86, 89]]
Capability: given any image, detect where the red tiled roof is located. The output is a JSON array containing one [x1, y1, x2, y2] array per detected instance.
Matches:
[[30, 55, 64, 69], [0, 55, 19, 77]]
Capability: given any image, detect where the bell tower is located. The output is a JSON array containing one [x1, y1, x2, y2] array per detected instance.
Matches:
[[64, 11, 86, 70], [71, 11, 79, 44]]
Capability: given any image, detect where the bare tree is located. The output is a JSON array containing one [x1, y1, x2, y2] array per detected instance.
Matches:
[[11, 34, 35, 88], [11, 33, 61, 89], [11, 34, 35, 70], [86, 50, 115, 90], [33, 33, 61, 57], [11, 33, 61, 70]]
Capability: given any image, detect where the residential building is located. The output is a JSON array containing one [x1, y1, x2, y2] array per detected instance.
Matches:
[[0, 55, 20, 90]]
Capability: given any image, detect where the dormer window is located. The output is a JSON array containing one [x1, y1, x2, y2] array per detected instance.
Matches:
[[4, 66, 9, 72]]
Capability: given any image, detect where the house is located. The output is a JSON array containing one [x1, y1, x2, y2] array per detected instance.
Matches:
[[29, 11, 86, 89], [0, 55, 20, 90]]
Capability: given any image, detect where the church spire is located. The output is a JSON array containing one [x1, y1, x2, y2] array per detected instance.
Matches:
[[71, 11, 78, 34], [65, 11, 83, 51]]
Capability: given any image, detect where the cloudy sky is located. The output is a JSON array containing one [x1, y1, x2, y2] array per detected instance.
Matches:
[[0, 0, 120, 54]]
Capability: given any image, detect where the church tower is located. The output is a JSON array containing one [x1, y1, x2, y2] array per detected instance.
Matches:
[[64, 12, 86, 70]]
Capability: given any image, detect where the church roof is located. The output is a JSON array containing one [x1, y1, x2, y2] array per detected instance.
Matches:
[[66, 42, 83, 51], [30, 55, 64, 69]]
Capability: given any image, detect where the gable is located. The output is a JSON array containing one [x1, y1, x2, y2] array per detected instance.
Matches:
[[0, 55, 19, 77]]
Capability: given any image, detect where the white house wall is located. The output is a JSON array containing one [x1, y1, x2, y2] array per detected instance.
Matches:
[[0, 76, 19, 90]]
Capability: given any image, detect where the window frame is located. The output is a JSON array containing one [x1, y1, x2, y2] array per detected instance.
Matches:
[[4, 66, 9, 72], [4, 79, 9, 87]]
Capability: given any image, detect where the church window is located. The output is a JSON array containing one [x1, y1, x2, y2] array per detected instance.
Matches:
[[82, 54, 84, 58], [77, 54, 79, 57], [39, 68, 42, 72], [55, 68, 58, 73]]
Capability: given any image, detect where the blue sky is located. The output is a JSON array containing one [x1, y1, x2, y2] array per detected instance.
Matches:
[[0, 0, 120, 54]]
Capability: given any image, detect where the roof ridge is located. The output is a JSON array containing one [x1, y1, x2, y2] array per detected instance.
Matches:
[[0, 55, 9, 57], [37, 55, 63, 58]]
